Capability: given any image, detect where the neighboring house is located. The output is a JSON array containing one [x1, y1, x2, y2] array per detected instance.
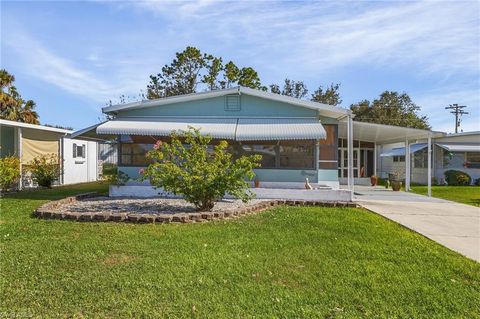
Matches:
[[379, 131, 480, 185], [72, 86, 444, 194], [0, 119, 99, 188]]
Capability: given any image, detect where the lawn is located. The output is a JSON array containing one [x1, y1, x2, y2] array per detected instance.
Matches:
[[410, 185, 480, 207], [1, 183, 479, 318]]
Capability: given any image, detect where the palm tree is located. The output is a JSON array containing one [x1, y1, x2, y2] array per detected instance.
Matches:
[[0, 69, 40, 124]]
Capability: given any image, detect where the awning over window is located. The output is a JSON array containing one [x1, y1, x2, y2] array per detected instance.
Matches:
[[74, 117, 327, 141], [436, 143, 480, 152], [96, 118, 238, 140], [380, 143, 427, 157], [235, 118, 326, 141]]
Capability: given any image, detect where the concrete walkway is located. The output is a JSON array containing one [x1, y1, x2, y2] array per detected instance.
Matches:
[[351, 186, 480, 262]]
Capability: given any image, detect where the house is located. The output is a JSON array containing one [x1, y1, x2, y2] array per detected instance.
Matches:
[[72, 86, 453, 197], [0, 119, 99, 188], [379, 131, 480, 185]]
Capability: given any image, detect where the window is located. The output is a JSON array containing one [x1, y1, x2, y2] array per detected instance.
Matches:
[[237, 140, 315, 169], [319, 125, 338, 169], [279, 140, 314, 169], [241, 144, 276, 168], [466, 152, 480, 168], [73, 143, 85, 158], [393, 155, 405, 162], [413, 149, 427, 168], [119, 143, 153, 166]]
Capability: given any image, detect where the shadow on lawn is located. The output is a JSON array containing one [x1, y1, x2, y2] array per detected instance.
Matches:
[[2, 182, 108, 201]]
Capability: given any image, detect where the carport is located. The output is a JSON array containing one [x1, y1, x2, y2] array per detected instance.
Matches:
[[338, 121, 444, 196]]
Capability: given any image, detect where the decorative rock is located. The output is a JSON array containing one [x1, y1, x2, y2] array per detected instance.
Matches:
[[213, 212, 224, 219], [78, 213, 92, 221], [172, 214, 188, 223], [156, 214, 173, 223], [188, 213, 203, 221], [138, 214, 156, 223], [201, 212, 214, 220], [111, 213, 127, 222]]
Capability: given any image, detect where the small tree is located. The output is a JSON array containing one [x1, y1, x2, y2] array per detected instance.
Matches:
[[0, 156, 20, 191], [142, 128, 261, 211], [28, 154, 60, 188]]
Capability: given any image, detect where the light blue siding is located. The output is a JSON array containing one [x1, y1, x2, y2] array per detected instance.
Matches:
[[253, 169, 318, 183], [118, 95, 317, 118], [318, 169, 338, 181]]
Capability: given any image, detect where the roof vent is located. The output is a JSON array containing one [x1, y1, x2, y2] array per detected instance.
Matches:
[[225, 95, 241, 111]]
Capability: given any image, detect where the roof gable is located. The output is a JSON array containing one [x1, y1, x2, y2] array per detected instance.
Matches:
[[102, 86, 350, 119]]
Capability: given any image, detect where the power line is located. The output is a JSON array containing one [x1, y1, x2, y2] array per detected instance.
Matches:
[[445, 104, 468, 133]]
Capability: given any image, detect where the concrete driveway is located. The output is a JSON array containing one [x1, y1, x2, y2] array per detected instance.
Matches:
[[351, 186, 480, 262]]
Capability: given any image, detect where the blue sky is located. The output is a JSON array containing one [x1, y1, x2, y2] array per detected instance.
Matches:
[[2, 0, 479, 133]]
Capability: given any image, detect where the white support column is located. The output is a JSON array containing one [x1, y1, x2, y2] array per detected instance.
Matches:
[[427, 136, 432, 197], [347, 115, 354, 191], [373, 142, 377, 177], [18, 127, 23, 190], [315, 140, 320, 171], [405, 139, 410, 192]]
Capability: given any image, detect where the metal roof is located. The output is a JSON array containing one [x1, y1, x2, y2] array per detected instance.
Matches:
[[436, 143, 480, 153], [338, 121, 444, 143], [96, 117, 238, 140], [0, 119, 72, 134], [101, 86, 350, 119], [236, 118, 326, 141]]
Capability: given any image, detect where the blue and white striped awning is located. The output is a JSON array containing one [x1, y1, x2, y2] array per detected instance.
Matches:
[[436, 143, 480, 152], [235, 118, 326, 141], [380, 143, 427, 157], [91, 117, 326, 141]]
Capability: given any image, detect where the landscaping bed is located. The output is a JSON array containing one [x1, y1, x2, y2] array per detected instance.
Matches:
[[33, 193, 358, 223]]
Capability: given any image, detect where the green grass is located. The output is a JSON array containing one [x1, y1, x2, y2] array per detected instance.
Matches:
[[1, 183, 479, 318], [411, 185, 480, 206]]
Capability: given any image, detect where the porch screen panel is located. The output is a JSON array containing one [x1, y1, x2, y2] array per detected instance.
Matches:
[[21, 137, 59, 164], [279, 140, 314, 169], [319, 124, 338, 169]]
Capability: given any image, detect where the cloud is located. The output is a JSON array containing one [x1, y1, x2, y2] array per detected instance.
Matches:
[[3, 28, 147, 106], [124, 0, 479, 79]]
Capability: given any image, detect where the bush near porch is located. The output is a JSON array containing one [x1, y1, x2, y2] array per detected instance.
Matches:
[[1, 182, 479, 317]]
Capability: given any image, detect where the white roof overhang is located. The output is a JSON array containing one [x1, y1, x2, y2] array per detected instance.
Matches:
[[436, 143, 480, 153], [0, 119, 72, 134], [338, 121, 444, 144], [236, 118, 326, 141]]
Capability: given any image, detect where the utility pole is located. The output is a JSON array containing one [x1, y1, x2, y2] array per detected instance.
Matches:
[[445, 104, 468, 133]]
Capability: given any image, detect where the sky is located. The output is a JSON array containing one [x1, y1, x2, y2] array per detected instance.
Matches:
[[1, 0, 479, 133]]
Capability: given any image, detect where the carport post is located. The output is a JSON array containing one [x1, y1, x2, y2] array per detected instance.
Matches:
[[405, 139, 410, 192], [427, 136, 432, 197], [18, 127, 23, 190], [347, 114, 354, 191], [373, 142, 377, 176]]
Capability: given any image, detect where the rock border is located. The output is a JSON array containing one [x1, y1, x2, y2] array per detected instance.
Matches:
[[33, 193, 360, 224]]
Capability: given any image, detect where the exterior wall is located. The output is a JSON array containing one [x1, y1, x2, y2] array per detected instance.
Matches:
[[62, 138, 98, 184], [118, 95, 318, 118], [0, 125, 16, 157], [98, 142, 117, 164]]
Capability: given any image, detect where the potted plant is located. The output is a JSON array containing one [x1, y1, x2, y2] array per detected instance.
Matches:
[[370, 175, 378, 186], [390, 170, 402, 191]]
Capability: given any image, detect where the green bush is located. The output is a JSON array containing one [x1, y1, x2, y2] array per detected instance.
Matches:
[[102, 163, 118, 176], [0, 156, 20, 191], [444, 170, 471, 186], [28, 154, 60, 188], [142, 128, 261, 211]]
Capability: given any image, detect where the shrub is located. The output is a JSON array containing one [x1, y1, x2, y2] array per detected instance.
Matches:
[[142, 128, 261, 211], [101, 170, 130, 186], [0, 156, 20, 191], [28, 154, 60, 188], [474, 178, 480, 186], [444, 170, 471, 186]]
